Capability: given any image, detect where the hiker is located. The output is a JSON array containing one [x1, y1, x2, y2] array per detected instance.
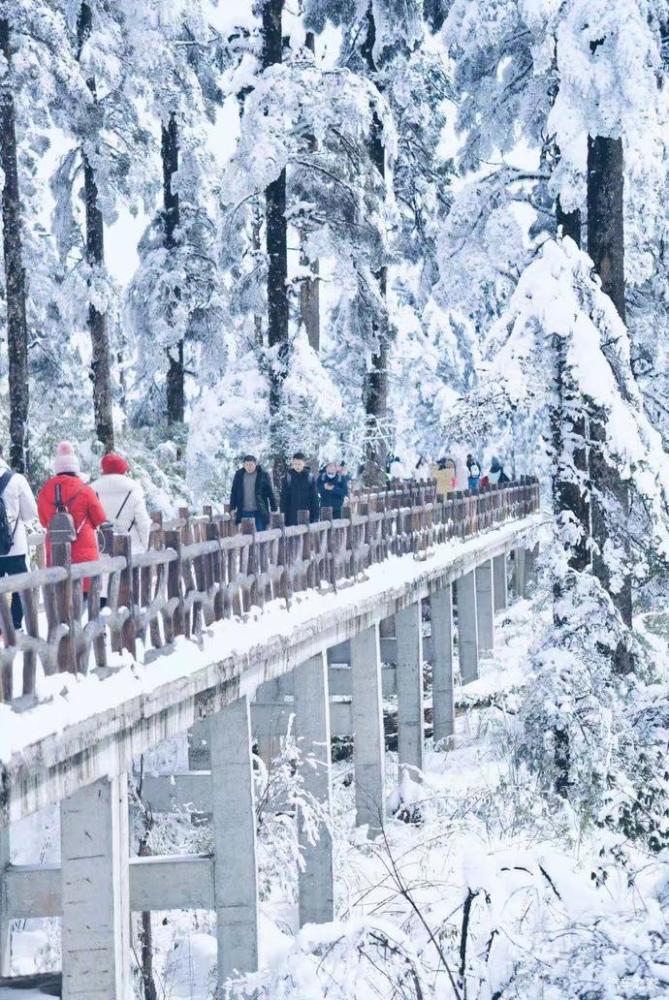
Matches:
[[0, 446, 38, 629], [388, 455, 406, 480], [467, 459, 481, 492], [317, 461, 348, 519], [280, 452, 319, 526], [432, 457, 457, 496], [91, 452, 152, 553], [488, 457, 510, 485], [229, 454, 277, 531], [37, 442, 107, 586]]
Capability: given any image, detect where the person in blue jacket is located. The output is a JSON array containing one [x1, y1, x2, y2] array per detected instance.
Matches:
[[317, 460, 348, 518], [468, 460, 482, 492]]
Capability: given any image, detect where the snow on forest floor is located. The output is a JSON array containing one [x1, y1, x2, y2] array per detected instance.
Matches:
[[8, 583, 669, 998]]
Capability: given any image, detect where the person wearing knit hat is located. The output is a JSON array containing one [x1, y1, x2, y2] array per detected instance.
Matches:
[[91, 452, 151, 556], [37, 442, 108, 582]]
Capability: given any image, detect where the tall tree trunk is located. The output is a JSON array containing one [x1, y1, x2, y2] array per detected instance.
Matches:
[[263, 0, 289, 484], [587, 135, 633, 629], [77, 3, 114, 451], [552, 204, 590, 576], [361, 3, 389, 486], [0, 19, 28, 473], [162, 113, 184, 425], [299, 31, 320, 353]]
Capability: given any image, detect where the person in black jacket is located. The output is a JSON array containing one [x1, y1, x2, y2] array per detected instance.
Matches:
[[229, 455, 277, 530], [280, 452, 320, 526], [318, 461, 348, 519]]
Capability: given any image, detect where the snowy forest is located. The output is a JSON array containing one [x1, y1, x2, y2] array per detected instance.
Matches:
[[3, 0, 669, 998]]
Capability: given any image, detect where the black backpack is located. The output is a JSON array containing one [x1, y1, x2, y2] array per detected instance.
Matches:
[[0, 469, 16, 556]]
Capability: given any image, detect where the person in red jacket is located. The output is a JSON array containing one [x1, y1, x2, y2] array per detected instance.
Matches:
[[37, 442, 107, 584]]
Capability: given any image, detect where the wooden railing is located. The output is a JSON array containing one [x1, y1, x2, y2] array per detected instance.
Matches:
[[0, 478, 540, 705]]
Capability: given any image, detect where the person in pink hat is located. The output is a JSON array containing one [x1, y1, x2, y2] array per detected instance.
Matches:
[[37, 442, 107, 579], [91, 452, 151, 554]]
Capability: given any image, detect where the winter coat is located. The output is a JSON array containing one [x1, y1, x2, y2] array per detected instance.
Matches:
[[229, 466, 277, 525], [91, 473, 152, 554], [37, 474, 107, 566], [317, 472, 348, 517], [280, 469, 320, 526], [431, 464, 456, 496], [0, 459, 38, 558]]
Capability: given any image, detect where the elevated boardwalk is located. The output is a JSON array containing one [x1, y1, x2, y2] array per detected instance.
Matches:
[[0, 480, 542, 997]]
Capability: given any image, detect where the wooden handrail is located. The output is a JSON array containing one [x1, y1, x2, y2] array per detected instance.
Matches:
[[0, 478, 540, 705]]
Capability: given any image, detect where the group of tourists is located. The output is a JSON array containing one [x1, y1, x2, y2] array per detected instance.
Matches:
[[430, 454, 510, 495], [229, 452, 349, 531], [0, 441, 151, 628], [0, 439, 511, 632]]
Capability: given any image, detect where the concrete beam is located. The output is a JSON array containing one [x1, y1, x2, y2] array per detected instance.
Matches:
[[293, 653, 334, 926], [430, 585, 455, 744], [493, 553, 507, 613], [210, 697, 258, 983], [4, 855, 216, 919], [457, 571, 479, 684], [475, 560, 495, 655], [395, 603, 424, 774], [351, 625, 385, 836], [60, 776, 130, 1000]]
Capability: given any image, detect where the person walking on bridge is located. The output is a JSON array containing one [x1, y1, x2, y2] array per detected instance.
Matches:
[[91, 452, 152, 553], [0, 445, 38, 629], [37, 442, 107, 586], [281, 452, 319, 526], [230, 455, 276, 531], [317, 460, 348, 519]]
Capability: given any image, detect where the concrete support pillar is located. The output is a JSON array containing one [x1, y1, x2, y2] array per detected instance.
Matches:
[[293, 652, 334, 926], [60, 776, 130, 1000], [210, 697, 259, 986], [475, 559, 495, 654], [525, 543, 539, 592], [0, 826, 10, 977], [379, 615, 397, 665], [514, 547, 527, 599], [253, 675, 289, 768], [493, 553, 508, 613], [457, 571, 479, 684], [430, 585, 455, 744], [395, 603, 424, 774], [351, 624, 385, 835]]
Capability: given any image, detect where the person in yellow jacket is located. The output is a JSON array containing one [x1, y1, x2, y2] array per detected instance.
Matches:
[[431, 457, 457, 496]]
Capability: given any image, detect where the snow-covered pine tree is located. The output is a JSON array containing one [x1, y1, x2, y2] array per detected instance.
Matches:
[[0, 15, 28, 471]]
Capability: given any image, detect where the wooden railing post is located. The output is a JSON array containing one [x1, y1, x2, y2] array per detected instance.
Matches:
[[50, 537, 75, 675], [166, 528, 185, 638], [113, 533, 136, 657]]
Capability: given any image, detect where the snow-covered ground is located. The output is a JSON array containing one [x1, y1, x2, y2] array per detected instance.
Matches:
[[10, 572, 667, 998]]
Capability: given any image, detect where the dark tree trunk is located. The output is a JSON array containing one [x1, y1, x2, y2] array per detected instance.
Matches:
[[556, 198, 581, 246], [162, 113, 184, 425], [587, 135, 632, 629], [0, 20, 28, 473], [361, 3, 389, 486], [77, 3, 114, 452], [263, 0, 289, 484], [552, 205, 590, 576], [299, 31, 320, 353]]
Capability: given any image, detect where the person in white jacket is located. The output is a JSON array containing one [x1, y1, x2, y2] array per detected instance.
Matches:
[[91, 452, 152, 555], [0, 447, 38, 629]]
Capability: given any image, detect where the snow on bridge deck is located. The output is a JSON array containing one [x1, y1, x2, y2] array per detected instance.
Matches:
[[0, 512, 543, 827]]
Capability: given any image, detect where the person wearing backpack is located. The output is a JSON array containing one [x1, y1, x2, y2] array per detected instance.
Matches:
[[37, 442, 107, 586], [0, 446, 38, 629], [91, 452, 152, 554]]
